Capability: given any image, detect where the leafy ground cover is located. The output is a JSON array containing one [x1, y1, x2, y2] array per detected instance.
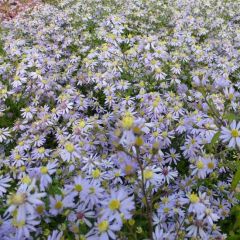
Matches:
[[0, 0, 240, 239]]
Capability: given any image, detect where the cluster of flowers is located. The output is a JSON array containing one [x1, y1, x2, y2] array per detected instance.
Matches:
[[0, 0, 240, 239]]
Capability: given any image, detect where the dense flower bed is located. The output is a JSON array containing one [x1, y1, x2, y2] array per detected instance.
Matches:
[[0, 0, 240, 239]]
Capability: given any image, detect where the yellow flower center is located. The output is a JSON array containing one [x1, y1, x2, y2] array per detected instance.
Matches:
[[20, 166, 26, 172], [65, 142, 75, 153], [155, 67, 162, 74], [189, 193, 199, 203], [153, 131, 158, 137], [89, 187, 95, 194], [25, 107, 30, 112], [162, 131, 168, 138], [92, 169, 101, 179], [36, 205, 45, 214], [135, 137, 144, 146], [22, 175, 31, 184], [229, 93, 234, 100], [231, 129, 239, 138], [11, 193, 26, 205], [74, 184, 83, 192], [40, 167, 48, 174], [109, 199, 121, 211], [144, 169, 153, 180], [196, 160, 204, 169], [15, 154, 21, 160], [152, 100, 159, 108], [121, 115, 134, 129], [38, 147, 45, 154], [163, 207, 169, 213], [55, 201, 63, 209], [12, 220, 25, 228], [115, 172, 120, 177], [162, 197, 169, 204], [125, 165, 133, 175], [98, 220, 109, 233], [78, 120, 86, 128], [207, 162, 214, 169]]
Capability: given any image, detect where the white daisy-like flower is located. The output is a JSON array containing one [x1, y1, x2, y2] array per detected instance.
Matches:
[[6, 181, 46, 221], [0, 175, 11, 197], [47, 230, 63, 240], [86, 216, 122, 240], [20, 106, 37, 120], [38, 161, 58, 191], [60, 141, 81, 162], [220, 121, 240, 148], [0, 128, 11, 143], [101, 188, 135, 223]]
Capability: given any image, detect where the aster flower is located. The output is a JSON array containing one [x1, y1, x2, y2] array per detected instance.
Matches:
[[38, 161, 58, 190], [159, 166, 178, 184], [86, 216, 122, 240], [60, 141, 81, 162], [187, 192, 207, 215], [13, 215, 40, 240], [0, 175, 11, 197], [49, 194, 74, 216], [101, 189, 135, 223], [20, 106, 37, 120], [6, 181, 46, 221], [47, 230, 63, 240], [68, 203, 95, 227], [0, 128, 11, 143], [220, 121, 240, 148], [164, 148, 181, 165]]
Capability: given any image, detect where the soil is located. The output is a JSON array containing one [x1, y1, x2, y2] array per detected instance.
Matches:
[[0, 0, 41, 21]]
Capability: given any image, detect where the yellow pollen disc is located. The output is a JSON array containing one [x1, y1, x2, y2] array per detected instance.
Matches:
[[55, 201, 63, 209], [162, 197, 169, 204], [20, 166, 26, 172], [162, 131, 168, 138], [229, 93, 234, 100], [163, 207, 169, 213], [121, 115, 134, 129], [11, 193, 26, 205], [98, 220, 109, 233], [135, 137, 144, 146], [89, 187, 95, 194], [189, 193, 199, 203], [74, 184, 83, 192], [125, 165, 133, 175], [144, 169, 153, 180], [22, 175, 31, 184], [109, 199, 120, 211], [36, 205, 44, 214], [231, 129, 239, 138], [15, 154, 21, 160], [78, 120, 86, 128], [12, 220, 25, 228], [153, 131, 158, 137], [207, 162, 214, 169], [65, 142, 75, 153], [40, 167, 48, 174], [25, 107, 30, 112], [196, 161, 204, 169], [38, 147, 45, 154], [155, 67, 162, 74], [92, 169, 101, 178]]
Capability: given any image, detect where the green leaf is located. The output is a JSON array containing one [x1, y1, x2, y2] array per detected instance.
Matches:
[[223, 113, 240, 121], [210, 131, 221, 146], [231, 163, 240, 190]]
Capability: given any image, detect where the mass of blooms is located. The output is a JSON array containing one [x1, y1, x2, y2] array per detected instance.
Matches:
[[0, 0, 240, 239]]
